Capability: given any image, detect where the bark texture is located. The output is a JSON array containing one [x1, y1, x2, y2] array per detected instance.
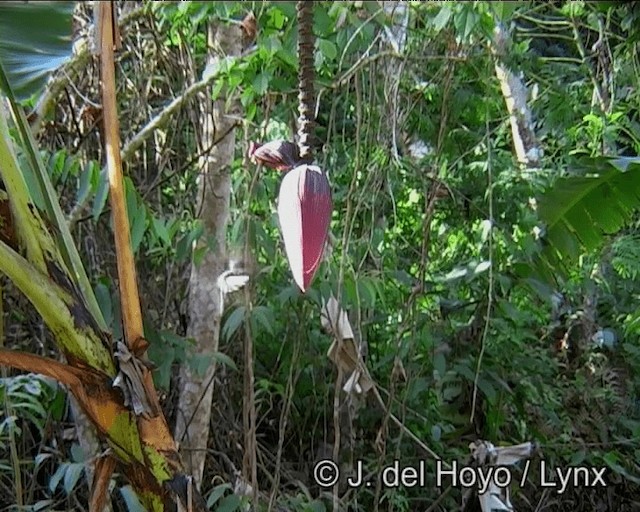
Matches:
[[492, 23, 541, 168], [297, 1, 315, 160], [175, 22, 241, 487]]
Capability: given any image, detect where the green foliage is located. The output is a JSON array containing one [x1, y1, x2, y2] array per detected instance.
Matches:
[[611, 234, 640, 280], [2, 0, 640, 509], [48, 458, 84, 498], [0, 374, 64, 436], [537, 157, 640, 278], [0, 1, 74, 100]]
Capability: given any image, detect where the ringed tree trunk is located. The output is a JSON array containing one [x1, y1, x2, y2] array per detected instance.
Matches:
[[174, 22, 241, 488]]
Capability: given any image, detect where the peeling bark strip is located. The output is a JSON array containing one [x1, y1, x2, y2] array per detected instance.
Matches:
[[98, 2, 146, 357], [175, 22, 241, 488], [492, 23, 541, 168]]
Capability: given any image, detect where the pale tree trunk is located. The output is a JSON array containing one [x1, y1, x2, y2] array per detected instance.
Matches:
[[492, 23, 541, 168], [175, 22, 241, 488]]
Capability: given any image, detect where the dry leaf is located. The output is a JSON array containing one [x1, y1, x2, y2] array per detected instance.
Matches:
[[240, 11, 257, 43], [468, 440, 535, 512], [113, 342, 159, 418], [217, 269, 250, 295], [323, 295, 374, 394], [321, 295, 354, 340]]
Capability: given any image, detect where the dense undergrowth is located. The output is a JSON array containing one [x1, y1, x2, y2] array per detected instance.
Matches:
[[1, 1, 640, 510]]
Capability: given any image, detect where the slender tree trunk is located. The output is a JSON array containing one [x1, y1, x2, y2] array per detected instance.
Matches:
[[175, 22, 241, 487]]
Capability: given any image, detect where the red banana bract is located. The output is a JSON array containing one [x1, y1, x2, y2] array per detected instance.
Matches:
[[277, 164, 332, 292]]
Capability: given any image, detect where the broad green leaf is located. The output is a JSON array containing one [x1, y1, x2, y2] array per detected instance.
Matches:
[[131, 207, 148, 255], [252, 72, 271, 95], [92, 168, 110, 220], [202, 55, 236, 81], [77, 160, 98, 205], [49, 463, 67, 493], [432, 6, 452, 32], [454, 5, 480, 40], [357, 277, 377, 309], [222, 306, 246, 341], [207, 483, 233, 508], [250, 305, 275, 335], [211, 351, 238, 372], [318, 39, 338, 61], [18, 153, 46, 210], [63, 463, 84, 495], [176, 220, 204, 261], [215, 494, 242, 512], [268, 6, 287, 30], [0, 2, 75, 99], [188, 353, 215, 378], [537, 157, 640, 276], [314, 6, 333, 37], [492, 2, 520, 22], [433, 352, 446, 376], [94, 281, 113, 329], [473, 261, 491, 275], [152, 217, 171, 246]]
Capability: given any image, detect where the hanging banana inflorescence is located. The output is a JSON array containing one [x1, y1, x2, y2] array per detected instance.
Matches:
[[250, 1, 332, 292]]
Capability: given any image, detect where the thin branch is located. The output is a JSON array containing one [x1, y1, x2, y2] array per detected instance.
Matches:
[[120, 54, 251, 163], [470, 113, 494, 425], [571, 16, 610, 114]]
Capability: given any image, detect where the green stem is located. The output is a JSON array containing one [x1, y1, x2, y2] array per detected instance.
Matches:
[[0, 102, 47, 270]]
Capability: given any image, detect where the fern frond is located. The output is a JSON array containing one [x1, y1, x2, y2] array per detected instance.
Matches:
[[611, 234, 640, 279]]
